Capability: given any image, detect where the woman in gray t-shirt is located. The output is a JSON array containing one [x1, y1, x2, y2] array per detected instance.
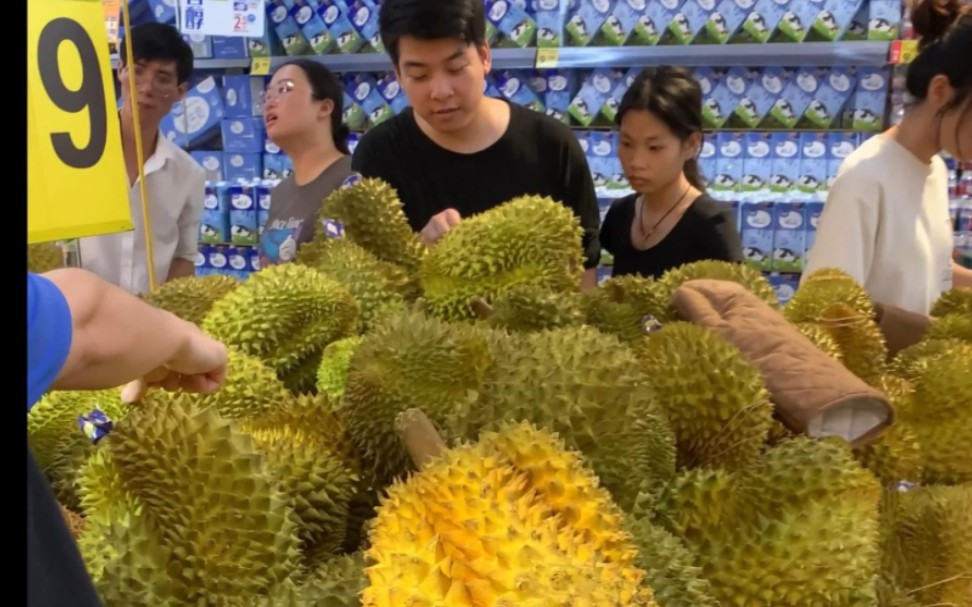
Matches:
[[260, 59, 355, 266]]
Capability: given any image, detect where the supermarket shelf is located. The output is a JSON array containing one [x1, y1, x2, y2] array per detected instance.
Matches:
[[109, 41, 891, 72]]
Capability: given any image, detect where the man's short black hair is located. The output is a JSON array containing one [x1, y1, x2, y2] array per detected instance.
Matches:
[[379, 0, 487, 67], [119, 23, 194, 84]]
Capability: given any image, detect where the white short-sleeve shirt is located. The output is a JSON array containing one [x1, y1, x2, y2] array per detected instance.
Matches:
[[79, 133, 206, 296]]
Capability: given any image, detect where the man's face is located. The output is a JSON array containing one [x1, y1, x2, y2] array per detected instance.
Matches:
[[118, 59, 186, 127], [394, 37, 489, 134]]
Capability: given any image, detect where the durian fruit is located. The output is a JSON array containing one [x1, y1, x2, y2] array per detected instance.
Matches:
[[143, 274, 240, 325], [362, 420, 657, 606], [341, 311, 497, 485], [625, 515, 719, 607], [581, 275, 668, 342], [484, 283, 585, 333], [931, 286, 972, 318], [46, 429, 98, 511], [656, 260, 779, 318], [201, 263, 360, 392], [925, 312, 972, 342], [784, 268, 887, 384], [27, 241, 65, 273], [317, 177, 424, 272], [266, 552, 368, 606], [654, 468, 739, 541], [662, 437, 883, 607], [28, 388, 129, 471], [316, 336, 364, 400], [793, 321, 844, 361], [853, 376, 923, 485], [890, 337, 964, 383], [468, 325, 676, 512], [76, 400, 302, 605], [880, 484, 972, 607], [637, 322, 774, 471], [60, 502, 85, 540], [419, 195, 585, 322], [898, 342, 972, 484], [296, 237, 416, 331], [141, 347, 290, 420]]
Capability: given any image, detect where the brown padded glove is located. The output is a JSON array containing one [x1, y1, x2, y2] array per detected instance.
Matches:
[[873, 302, 932, 360], [672, 279, 894, 447]]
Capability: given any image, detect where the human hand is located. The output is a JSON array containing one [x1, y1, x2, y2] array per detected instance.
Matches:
[[121, 321, 229, 403], [419, 209, 462, 247]]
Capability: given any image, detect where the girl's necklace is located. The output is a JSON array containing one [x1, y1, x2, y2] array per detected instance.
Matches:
[[637, 185, 691, 239]]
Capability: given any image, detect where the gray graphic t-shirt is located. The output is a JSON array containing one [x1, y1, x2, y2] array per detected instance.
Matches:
[[259, 155, 354, 266]]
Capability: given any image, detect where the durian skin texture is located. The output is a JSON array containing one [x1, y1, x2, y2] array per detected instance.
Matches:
[[143, 274, 240, 325], [28, 388, 129, 471], [419, 195, 586, 322], [656, 259, 779, 318], [317, 336, 365, 400], [363, 421, 657, 607]]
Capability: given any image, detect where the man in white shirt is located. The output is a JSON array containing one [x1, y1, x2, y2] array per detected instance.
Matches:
[[79, 23, 205, 296]]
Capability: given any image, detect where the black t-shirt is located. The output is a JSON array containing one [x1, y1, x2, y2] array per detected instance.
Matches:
[[27, 444, 103, 606], [350, 101, 601, 269], [599, 193, 744, 279]]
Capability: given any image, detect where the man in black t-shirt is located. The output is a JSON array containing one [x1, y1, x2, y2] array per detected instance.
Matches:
[[351, 0, 601, 287]]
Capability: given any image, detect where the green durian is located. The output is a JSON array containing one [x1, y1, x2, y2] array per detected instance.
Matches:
[[28, 388, 128, 471], [467, 325, 676, 511], [654, 468, 739, 541], [483, 283, 585, 333], [202, 263, 360, 387], [657, 259, 779, 317], [925, 312, 972, 342], [341, 311, 497, 485], [930, 287, 972, 318], [419, 195, 585, 322], [637, 322, 774, 471], [264, 552, 368, 606], [625, 516, 719, 607], [316, 336, 364, 400], [46, 430, 98, 512], [27, 241, 65, 273], [793, 321, 844, 361], [141, 347, 289, 420], [296, 237, 416, 331], [76, 400, 302, 605], [890, 337, 964, 383], [143, 274, 240, 325], [581, 275, 668, 342], [853, 376, 923, 485], [317, 177, 424, 272]]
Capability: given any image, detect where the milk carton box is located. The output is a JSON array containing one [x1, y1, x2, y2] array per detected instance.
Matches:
[[602, 0, 649, 46], [742, 132, 773, 201], [802, 67, 856, 129], [605, 133, 627, 192], [735, 67, 789, 129], [741, 202, 775, 271], [377, 73, 410, 115], [318, 0, 366, 53], [699, 137, 718, 186], [810, 0, 865, 41], [530, 70, 576, 124], [774, 273, 800, 306], [667, 0, 711, 44], [847, 67, 889, 132], [600, 68, 640, 124], [290, 0, 334, 54], [183, 33, 212, 58], [765, 67, 820, 129], [867, 0, 901, 41], [634, 0, 685, 45], [247, 26, 278, 58], [772, 202, 807, 272], [699, 67, 748, 130], [206, 244, 231, 275], [843, 3, 869, 40], [827, 132, 858, 190], [210, 35, 249, 58], [566, 0, 614, 46], [342, 90, 366, 130], [703, 0, 752, 44], [222, 76, 265, 118], [257, 186, 271, 236], [775, 0, 824, 42], [495, 70, 545, 113], [533, 0, 564, 47], [587, 131, 615, 194], [194, 247, 210, 276], [798, 132, 829, 200], [222, 117, 266, 154], [263, 153, 293, 180], [712, 132, 746, 200], [805, 201, 825, 252], [486, 0, 538, 47], [160, 76, 224, 148], [347, 0, 384, 52], [769, 132, 801, 195], [735, 0, 790, 43], [228, 185, 260, 246], [347, 74, 393, 127], [147, 0, 177, 23], [224, 153, 263, 183], [200, 184, 230, 245], [191, 151, 223, 183], [267, 0, 310, 55], [569, 69, 618, 126]]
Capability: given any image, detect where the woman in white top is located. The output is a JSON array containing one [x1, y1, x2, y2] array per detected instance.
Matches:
[[804, 0, 972, 315]]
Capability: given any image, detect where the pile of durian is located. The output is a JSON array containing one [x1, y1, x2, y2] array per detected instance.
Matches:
[[29, 179, 971, 607]]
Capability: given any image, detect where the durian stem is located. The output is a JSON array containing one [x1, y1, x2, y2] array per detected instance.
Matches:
[[396, 409, 446, 469], [469, 298, 493, 320]]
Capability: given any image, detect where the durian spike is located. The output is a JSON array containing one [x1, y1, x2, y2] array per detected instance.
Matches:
[[395, 408, 446, 469], [469, 297, 494, 320]]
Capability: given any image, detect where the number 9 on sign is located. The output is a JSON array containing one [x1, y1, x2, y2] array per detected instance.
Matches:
[[28, 0, 131, 244]]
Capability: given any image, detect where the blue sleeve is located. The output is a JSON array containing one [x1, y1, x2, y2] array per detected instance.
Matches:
[[27, 272, 73, 411]]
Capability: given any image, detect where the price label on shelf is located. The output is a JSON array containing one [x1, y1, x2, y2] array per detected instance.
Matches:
[[178, 0, 266, 38], [28, 0, 132, 244], [250, 56, 272, 76], [889, 39, 919, 64], [535, 48, 560, 69]]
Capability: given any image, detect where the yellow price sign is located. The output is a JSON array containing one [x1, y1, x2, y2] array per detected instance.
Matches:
[[535, 48, 560, 69], [28, 0, 131, 244], [250, 56, 272, 76]]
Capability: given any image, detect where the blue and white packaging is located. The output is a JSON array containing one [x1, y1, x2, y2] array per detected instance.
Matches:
[[668, 0, 710, 44], [534, 0, 564, 47], [222, 117, 267, 154], [699, 137, 718, 186], [602, 0, 647, 45], [847, 67, 889, 132], [772, 202, 807, 272], [377, 73, 410, 115], [194, 247, 209, 276], [183, 33, 212, 59], [802, 67, 856, 129], [638, 0, 685, 45], [200, 185, 230, 245], [737, 67, 789, 129], [566, 0, 614, 46], [699, 67, 748, 130], [227, 246, 252, 276], [805, 201, 825, 252], [867, 0, 901, 41], [737, 0, 790, 43], [741, 201, 775, 271], [827, 132, 858, 189], [147, 0, 177, 23], [289, 0, 334, 54], [587, 131, 614, 194], [742, 132, 773, 201], [600, 68, 640, 124], [769, 132, 801, 195], [318, 0, 366, 53], [249, 248, 262, 273], [811, 0, 865, 41], [776, 0, 824, 42], [569, 69, 617, 126], [347, 0, 384, 52], [768, 67, 820, 129], [222, 76, 265, 118], [843, 3, 869, 40], [774, 273, 801, 306], [495, 70, 545, 113], [224, 153, 264, 183], [191, 151, 224, 183], [211, 36, 249, 59], [486, 0, 538, 47], [248, 26, 277, 58], [342, 90, 366, 130], [206, 244, 231, 275], [347, 132, 361, 155], [530, 70, 575, 124], [228, 185, 260, 246], [267, 0, 311, 55], [704, 0, 751, 43], [711, 132, 745, 200], [347, 74, 394, 127], [798, 132, 829, 199], [160, 77, 224, 148]]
